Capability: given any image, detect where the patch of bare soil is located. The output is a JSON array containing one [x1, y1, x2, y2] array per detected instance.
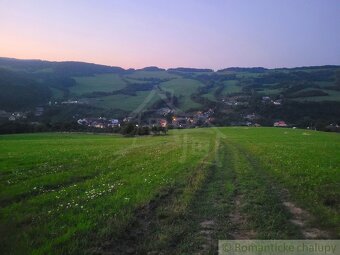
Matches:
[[192, 220, 216, 255], [280, 188, 331, 239], [282, 201, 330, 239], [229, 194, 256, 240]]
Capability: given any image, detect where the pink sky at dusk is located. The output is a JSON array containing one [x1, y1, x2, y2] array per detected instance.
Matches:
[[1, 0, 339, 69]]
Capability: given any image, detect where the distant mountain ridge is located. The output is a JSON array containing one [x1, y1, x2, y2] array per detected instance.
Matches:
[[2, 57, 338, 73], [0, 57, 125, 76]]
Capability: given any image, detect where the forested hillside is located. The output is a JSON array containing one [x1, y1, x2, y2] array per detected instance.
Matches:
[[1, 57, 339, 131]]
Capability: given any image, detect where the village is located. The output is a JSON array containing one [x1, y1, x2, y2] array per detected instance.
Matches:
[[75, 106, 291, 130], [0, 93, 332, 133], [221, 95, 282, 107], [76, 108, 216, 129], [0, 107, 45, 121], [0, 100, 293, 133]]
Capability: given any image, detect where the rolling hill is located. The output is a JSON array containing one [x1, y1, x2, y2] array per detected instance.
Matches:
[[0, 57, 340, 129]]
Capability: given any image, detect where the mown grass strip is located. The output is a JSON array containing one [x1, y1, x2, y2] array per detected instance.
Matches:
[[105, 140, 220, 254], [171, 141, 236, 254], [227, 141, 302, 239]]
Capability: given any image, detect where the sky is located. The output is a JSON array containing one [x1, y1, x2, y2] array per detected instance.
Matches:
[[0, 0, 339, 69]]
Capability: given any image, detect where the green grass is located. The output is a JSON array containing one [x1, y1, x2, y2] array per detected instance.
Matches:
[[88, 90, 161, 111], [50, 88, 64, 99], [259, 88, 283, 95], [219, 127, 340, 230], [225, 142, 301, 239], [292, 89, 340, 102], [222, 80, 242, 94], [201, 80, 243, 101], [0, 131, 216, 254], [70, 74, 126, 95], [160, 78, 203, 111], [124, 78, 150, 84], [256, 83, 283, 95], [202, 87, 218, 101], [1, 128, 339, 254], [316, 81, 335, 88]]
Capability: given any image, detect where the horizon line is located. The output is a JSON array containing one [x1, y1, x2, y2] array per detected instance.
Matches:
[[1, 56, 339, 72]]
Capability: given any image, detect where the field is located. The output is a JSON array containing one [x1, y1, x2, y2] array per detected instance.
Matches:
[[0, 128, 339, 254], [202, 87, 219, 101], [88, 90, 162, 111], [50, 88, 64, 99], [292, 89, 340, 102], [222, 80, 242, 94], [71, 74, 127, 95], [160, 78, 203, 111]]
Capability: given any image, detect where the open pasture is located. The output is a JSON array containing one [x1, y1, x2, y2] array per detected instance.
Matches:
[[0, 128, 339, 254]]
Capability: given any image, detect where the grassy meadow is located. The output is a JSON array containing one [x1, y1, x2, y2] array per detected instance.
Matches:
[[160, 78, 204, 111], [222, 80, 242, 94], [71, 74, 127, 95], [0, 128, 339, 254], [88, 90, 162, 111]]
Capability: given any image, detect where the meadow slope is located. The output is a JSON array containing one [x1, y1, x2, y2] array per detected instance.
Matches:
[[0, 128, 339, 254]]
